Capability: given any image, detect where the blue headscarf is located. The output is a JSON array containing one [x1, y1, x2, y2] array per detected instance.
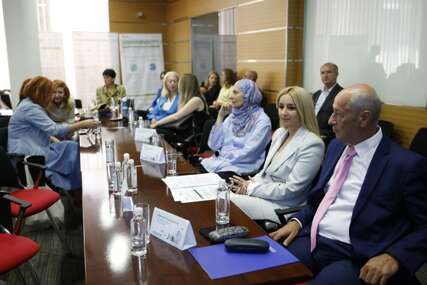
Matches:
[[231, 79, 262, 136]]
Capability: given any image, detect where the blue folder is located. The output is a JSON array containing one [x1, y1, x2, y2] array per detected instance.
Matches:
[[189, 235, 299, 279]]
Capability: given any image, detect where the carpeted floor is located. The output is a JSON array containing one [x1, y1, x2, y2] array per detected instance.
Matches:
[[1, 198, 85, 285]]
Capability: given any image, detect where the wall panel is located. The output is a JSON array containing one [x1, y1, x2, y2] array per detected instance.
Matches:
[[380, 105, 427, 148], [237, 61, 285, 93], [237, 0, 286, 33], [237, 30, 285, 60]]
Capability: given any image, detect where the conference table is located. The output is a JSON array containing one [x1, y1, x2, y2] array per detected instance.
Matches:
[[79, 121, 312, 284]]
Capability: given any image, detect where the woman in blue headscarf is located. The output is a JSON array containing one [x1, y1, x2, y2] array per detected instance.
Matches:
[[200, 79, 272, 180]]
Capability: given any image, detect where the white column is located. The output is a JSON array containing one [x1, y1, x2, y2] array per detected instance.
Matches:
[[2, 0, 41, 106]]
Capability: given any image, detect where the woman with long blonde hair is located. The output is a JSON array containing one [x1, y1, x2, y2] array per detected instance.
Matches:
[[230, 86, 325, 223]]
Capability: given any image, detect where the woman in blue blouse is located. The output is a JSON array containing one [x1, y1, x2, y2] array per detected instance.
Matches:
[[147, 71, 180, 121], [200, 79, 272, 180], [8, 76, 98, 193]]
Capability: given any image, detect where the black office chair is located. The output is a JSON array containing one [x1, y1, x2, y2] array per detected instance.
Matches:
[[74, 99, 82, 109], [378, 120, 394, 138], [0, 89, 12, 109], [254, 206, 304, 233], [410, 128, 427, 157], [263, 103, 279, 131], [0, 116, 10, 128]]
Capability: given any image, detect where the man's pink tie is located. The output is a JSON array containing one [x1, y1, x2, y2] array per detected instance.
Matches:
[[310, 146, 357, 251]]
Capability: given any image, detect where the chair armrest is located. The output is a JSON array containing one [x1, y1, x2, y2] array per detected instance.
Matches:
[[22, 160, 46, 170], [1, 191, 32, 234], [274, 206, 304, 225], [3, 194, 32, 210]]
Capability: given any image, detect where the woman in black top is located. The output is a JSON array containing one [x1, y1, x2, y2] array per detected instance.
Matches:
[[200, 71, 221, 106]]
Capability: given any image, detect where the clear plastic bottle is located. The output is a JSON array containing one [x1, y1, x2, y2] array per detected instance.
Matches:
[[138, 116, 144, 128], [121, 153, 130, 192], [128, 107, 134, 126], [105, 139, 115, 164], [113, 161, 122, 195], [130, 207, 147, 256], [121, 97, 128, 119], [127, 159, 138, 194]]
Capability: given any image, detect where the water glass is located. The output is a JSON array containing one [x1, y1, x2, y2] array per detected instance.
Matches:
[[135, 203, 151, 244], [215, 181, 230, 226], [166, 150, 178, 176]]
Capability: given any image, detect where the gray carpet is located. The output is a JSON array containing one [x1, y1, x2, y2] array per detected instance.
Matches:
[[1, 198, 84, 285]]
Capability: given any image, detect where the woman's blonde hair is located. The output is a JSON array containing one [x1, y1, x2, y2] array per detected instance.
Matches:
[[47, 80, 73, 112], [178, 74, 208, 113], [23, 76, 53, 108], [161, 71, 179, 98], [276, 86, 320, 136]]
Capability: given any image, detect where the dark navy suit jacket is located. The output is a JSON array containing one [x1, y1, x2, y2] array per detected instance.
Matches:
[[293, 136, 427, 274]]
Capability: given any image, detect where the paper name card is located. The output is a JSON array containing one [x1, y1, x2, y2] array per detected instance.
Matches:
[[140, 144, 165, 163], [135, 127, 158, 144], [150, 207, 197, 251]]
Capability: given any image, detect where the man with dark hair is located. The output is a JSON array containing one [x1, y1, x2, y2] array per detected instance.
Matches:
[[312, 63, 343, 144], [271, 84, 427, 285], [96, 68, 126, 108]]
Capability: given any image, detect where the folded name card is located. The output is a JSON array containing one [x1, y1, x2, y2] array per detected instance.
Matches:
[[140, 144, 165, 164], [150, 207, 197, 251], [135, 127, 159, 144]]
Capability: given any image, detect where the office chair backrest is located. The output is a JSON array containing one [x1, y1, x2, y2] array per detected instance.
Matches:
[[0, 146, 20, 188], [0, 90, 12, 109], [378, 120, 394, 138], [74, 99, 83, 109], [410, 128, 427, 157], [263, 103, 279, 131], [0, 127, 7, 151]]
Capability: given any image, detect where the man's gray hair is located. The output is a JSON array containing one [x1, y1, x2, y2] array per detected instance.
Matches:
[[347, 87, 382, 122]]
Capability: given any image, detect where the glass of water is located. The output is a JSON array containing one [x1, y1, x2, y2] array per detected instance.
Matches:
[[216, 181, 230, 226], [166, 150, 178, 176]]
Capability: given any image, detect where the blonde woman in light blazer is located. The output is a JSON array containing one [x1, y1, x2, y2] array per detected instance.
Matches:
[[231, 86, 325, 223]]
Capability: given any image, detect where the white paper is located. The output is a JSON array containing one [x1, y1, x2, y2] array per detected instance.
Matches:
[[135, 127, 159, 144], [162, 173, 223, 190], [150, 207, 196, 251], [169, 185, 218, 203], [140, 144, 165, 163], [0, 109, 13, 116], [140, 161, 165, 178]]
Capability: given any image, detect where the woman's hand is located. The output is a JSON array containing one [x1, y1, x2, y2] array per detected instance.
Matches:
[[150, 121, 158, 128], [230, 175, 250, 195], [83, 119, 99, 129], [218, 103, 231, 120]]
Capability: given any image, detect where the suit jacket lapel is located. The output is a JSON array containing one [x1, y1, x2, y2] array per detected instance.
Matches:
[[351, 137, 391, 222], [268, 127, 307, 173], [261, 129, 287, 174]]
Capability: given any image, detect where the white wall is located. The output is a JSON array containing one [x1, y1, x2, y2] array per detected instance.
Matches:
[[0, 0, 10, 91], [2, 0, 42, 106], [304, 0, 427, 107]]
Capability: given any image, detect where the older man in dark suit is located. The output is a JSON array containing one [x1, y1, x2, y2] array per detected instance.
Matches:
[[271, 84, 427, 285], [312, 63, 343, 145]]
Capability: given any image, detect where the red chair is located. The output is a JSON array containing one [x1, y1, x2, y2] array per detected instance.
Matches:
[[0, 191, 40, 284], [0, 146, 72, 254]]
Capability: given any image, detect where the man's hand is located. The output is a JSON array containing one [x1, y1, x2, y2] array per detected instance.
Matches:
[[359, 253, 399, 285], [269, 220, 301, 246]]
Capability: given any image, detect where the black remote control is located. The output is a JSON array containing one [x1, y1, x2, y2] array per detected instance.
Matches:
[[208, 226, 249, 243]]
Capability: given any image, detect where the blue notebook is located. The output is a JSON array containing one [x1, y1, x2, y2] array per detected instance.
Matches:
[[189, 235, 299, 279]]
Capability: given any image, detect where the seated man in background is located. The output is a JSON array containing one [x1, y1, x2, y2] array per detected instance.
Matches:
[[95, 68, 126, 109], [244, 69, 267, 107], [271, 84, 427, 285], [312, 62, 343, 145]]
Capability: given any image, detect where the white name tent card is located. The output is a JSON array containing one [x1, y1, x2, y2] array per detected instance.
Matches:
[[140, 144, 165, 164], [135, 127, 159, 144], [150, 207, 197, 251]]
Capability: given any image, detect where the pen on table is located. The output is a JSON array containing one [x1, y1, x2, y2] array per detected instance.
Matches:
[[193, 189, 204, 199]]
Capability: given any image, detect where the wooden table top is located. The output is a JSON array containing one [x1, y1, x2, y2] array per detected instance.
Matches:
[[80, 122, 312, 284]]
